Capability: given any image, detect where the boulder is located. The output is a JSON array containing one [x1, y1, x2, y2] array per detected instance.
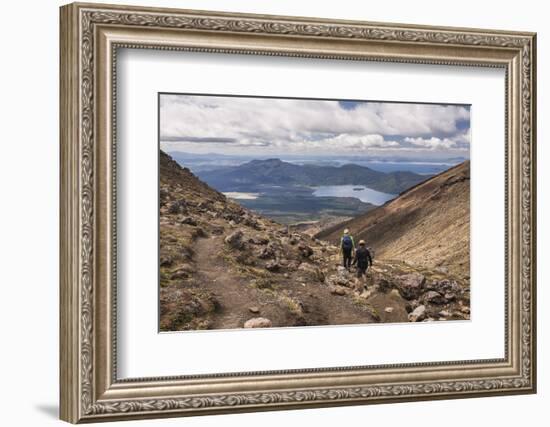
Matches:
[[325, 266, 356, 288], [444, 292, 457, 301], [277, 227, 289, 236], [298, 243, 314, 258], [168, 200, 187, 215], [376, 278, 392, 293], [180, 216, 197, 226], [426, 279, 461, 294], [330, 286, 347, 296], [421, 290, 447, 305], [460, 306, 471, 314], [334, 275, 353, 288], [243, 215, 261, 229], [248, 306, 260, 314], [196, 319, 213, 330], [337, 266, 348, 274], [265, 260, 281, 272], [192, 227, 207, 238], [197, 201, 212, 211], [395, 273, 426, 300], [249, 236, 269, 245], [244, 317, 272, 328], [286, 260, 300, 270], [225, 230, 244, 249], [170, 264, 195, 280], [257, 245, 276, 259], [224, 212, 242, 224], [210, 226, 224, 235], [408, 305, 426, 322], [298, 263, 324, 282], [160, 255, 173, 267], [404, 300, 417, 314]]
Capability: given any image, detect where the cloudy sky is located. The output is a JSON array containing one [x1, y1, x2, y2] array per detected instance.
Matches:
[[159, 94, 470, 159]]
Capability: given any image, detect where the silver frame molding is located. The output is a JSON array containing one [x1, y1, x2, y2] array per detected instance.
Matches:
[[60, 2, 537, 423]]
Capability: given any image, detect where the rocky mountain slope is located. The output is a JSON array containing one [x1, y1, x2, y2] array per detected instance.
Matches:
[[159, 151, 470, 332], [197, 158, 427, 193], [317, 161, 470, 277]]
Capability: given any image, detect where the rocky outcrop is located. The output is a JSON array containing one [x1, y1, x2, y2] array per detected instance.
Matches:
[[244, 317, 273, 328], [395, 273, 426, 300], [225, 230, 244, 249], [408, 305, 426, 322]]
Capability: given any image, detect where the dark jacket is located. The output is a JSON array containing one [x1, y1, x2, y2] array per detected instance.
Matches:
[[354, 246, 373, 269]]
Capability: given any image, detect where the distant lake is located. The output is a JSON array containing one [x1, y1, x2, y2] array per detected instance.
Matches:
[[312, 185, 396, 205]]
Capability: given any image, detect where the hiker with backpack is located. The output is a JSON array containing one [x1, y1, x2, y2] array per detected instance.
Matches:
[[340, 228, 355, 270], [353, 240, 373, 282]]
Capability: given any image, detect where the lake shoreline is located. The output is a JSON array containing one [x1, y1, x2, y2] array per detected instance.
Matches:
[[311, 184, 396, 205]]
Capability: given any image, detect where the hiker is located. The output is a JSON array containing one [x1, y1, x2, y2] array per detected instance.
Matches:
[[340, 228, 355, 270], [353, 240, 373, 281]]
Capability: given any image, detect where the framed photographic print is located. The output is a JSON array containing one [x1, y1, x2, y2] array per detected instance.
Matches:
[[60, 2, 537, 423]]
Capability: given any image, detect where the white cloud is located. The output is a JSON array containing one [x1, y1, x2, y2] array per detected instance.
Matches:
[[160, 94, 470, 156], [404, 136, 456, 149], [302, 134, 400, 152], [404, 129, 470, 151], [360, 102, 470, 135]]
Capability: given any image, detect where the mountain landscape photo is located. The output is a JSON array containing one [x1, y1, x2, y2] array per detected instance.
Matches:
[[159, 93, 471, 331]]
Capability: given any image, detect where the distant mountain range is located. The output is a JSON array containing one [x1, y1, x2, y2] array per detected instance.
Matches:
[[196, 158, 428, 194]]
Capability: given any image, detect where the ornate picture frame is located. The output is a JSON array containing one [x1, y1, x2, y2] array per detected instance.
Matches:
[[60, 2, 536, 423]]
